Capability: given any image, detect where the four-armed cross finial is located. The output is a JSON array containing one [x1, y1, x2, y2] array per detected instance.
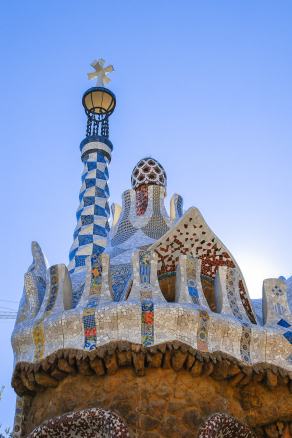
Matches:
[[87, 58, 114, 86]]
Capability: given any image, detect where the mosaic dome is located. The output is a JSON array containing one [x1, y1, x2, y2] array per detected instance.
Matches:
[[131, 157, 167, 190]]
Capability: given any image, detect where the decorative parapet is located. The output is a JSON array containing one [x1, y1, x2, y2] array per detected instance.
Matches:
[[262, 278, 292, 368], [80, 253, 113, 306], [127, 250, 166, 347], [263, 278, 291, 327], [215, 266, 250, 323], [128, 250, 166, 303], [170, 193, 184, 222], [175, 255, 209, 308], [12, 262, 71, 365], [16, 242, 47, 324], [38, 264, 72, 316], [214, 266, 265, 364], [11, 244, 292, 397], [111, 202, 122, 226], [22, 273, 42, 318]]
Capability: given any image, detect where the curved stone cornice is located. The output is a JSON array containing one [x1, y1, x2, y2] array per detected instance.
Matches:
[[11, 300, 292, 397]]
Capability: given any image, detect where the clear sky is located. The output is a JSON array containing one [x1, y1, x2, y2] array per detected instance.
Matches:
[[0, 0, 292, 428]]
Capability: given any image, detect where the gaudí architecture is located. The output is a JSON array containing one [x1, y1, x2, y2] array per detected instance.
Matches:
[[11, 60, 292, 438]]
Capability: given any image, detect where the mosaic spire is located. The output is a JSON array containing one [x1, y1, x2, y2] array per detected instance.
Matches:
[[68, 60, 116, 274]]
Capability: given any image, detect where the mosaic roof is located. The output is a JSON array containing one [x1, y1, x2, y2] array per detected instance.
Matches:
[[131, 157, 167, 190]]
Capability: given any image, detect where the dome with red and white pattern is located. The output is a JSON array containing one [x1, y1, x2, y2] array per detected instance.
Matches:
[[131, 157, 167, 190]]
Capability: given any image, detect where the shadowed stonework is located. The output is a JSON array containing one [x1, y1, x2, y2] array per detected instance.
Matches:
[[23, 367, 292, 437]]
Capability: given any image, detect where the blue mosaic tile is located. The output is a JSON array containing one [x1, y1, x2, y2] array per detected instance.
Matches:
[[87, 162, 97, 171], [96, 151, 106, 163], [105, 202, 110, 214], [96, 169, 106, 180], [75, 255, 87, 267], [85, 178, 96, 188], [73, 228, 81, 239], [93, 224, 107, 237], [278, 319, 291, 328], [78, 235, 93, 246], [72, 283, 84, 307], [92, 243, 105, 255], [141, 299, 154, 347], [81, 215, 94, 226], [111, 264, 132, 301], [283, 331, 292, 344], [94, 205, 107, 217], [176, 195, 183, 217], [95, 187, 107, 198], [69, 247, 78, 261], [139, 252, 151, 284], [76, 209, 82, 220], [79, 189, 86, 201], [83, 295, 99, 351], [103, 183, 110, 197], [188, 286, 199, 304], [36, 276, 46, 304], [83, 196, 95, 206]]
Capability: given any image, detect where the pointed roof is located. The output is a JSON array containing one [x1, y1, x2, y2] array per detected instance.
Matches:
[[150, 207, 256, 323]]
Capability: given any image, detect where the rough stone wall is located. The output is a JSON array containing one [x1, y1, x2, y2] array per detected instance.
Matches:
[[24, 368, 292, 437]]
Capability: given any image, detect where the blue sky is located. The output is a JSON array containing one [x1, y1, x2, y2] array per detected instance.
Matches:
[[0, 0, 292, 428]]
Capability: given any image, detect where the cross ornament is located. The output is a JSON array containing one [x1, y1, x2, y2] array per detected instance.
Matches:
[[87, 58, 114, 86]]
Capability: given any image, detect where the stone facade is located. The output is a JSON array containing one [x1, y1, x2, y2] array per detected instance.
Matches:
[[22, 366, 292, 437]]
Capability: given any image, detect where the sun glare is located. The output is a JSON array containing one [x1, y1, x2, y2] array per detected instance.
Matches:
[[235, 250, 285, 299]]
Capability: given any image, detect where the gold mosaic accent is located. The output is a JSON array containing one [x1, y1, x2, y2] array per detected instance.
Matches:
[[33, 321, 45, 361], [90, 256, 102, 295]]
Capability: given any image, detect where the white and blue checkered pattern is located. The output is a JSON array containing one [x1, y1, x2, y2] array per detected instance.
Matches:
[[68, 149, 111, 273]]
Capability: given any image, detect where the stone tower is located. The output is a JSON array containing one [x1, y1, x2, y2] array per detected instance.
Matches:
[[11, 63, 292, 438]]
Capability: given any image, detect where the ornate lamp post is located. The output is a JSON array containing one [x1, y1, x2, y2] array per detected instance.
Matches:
[[68, 59, 116, 275]]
